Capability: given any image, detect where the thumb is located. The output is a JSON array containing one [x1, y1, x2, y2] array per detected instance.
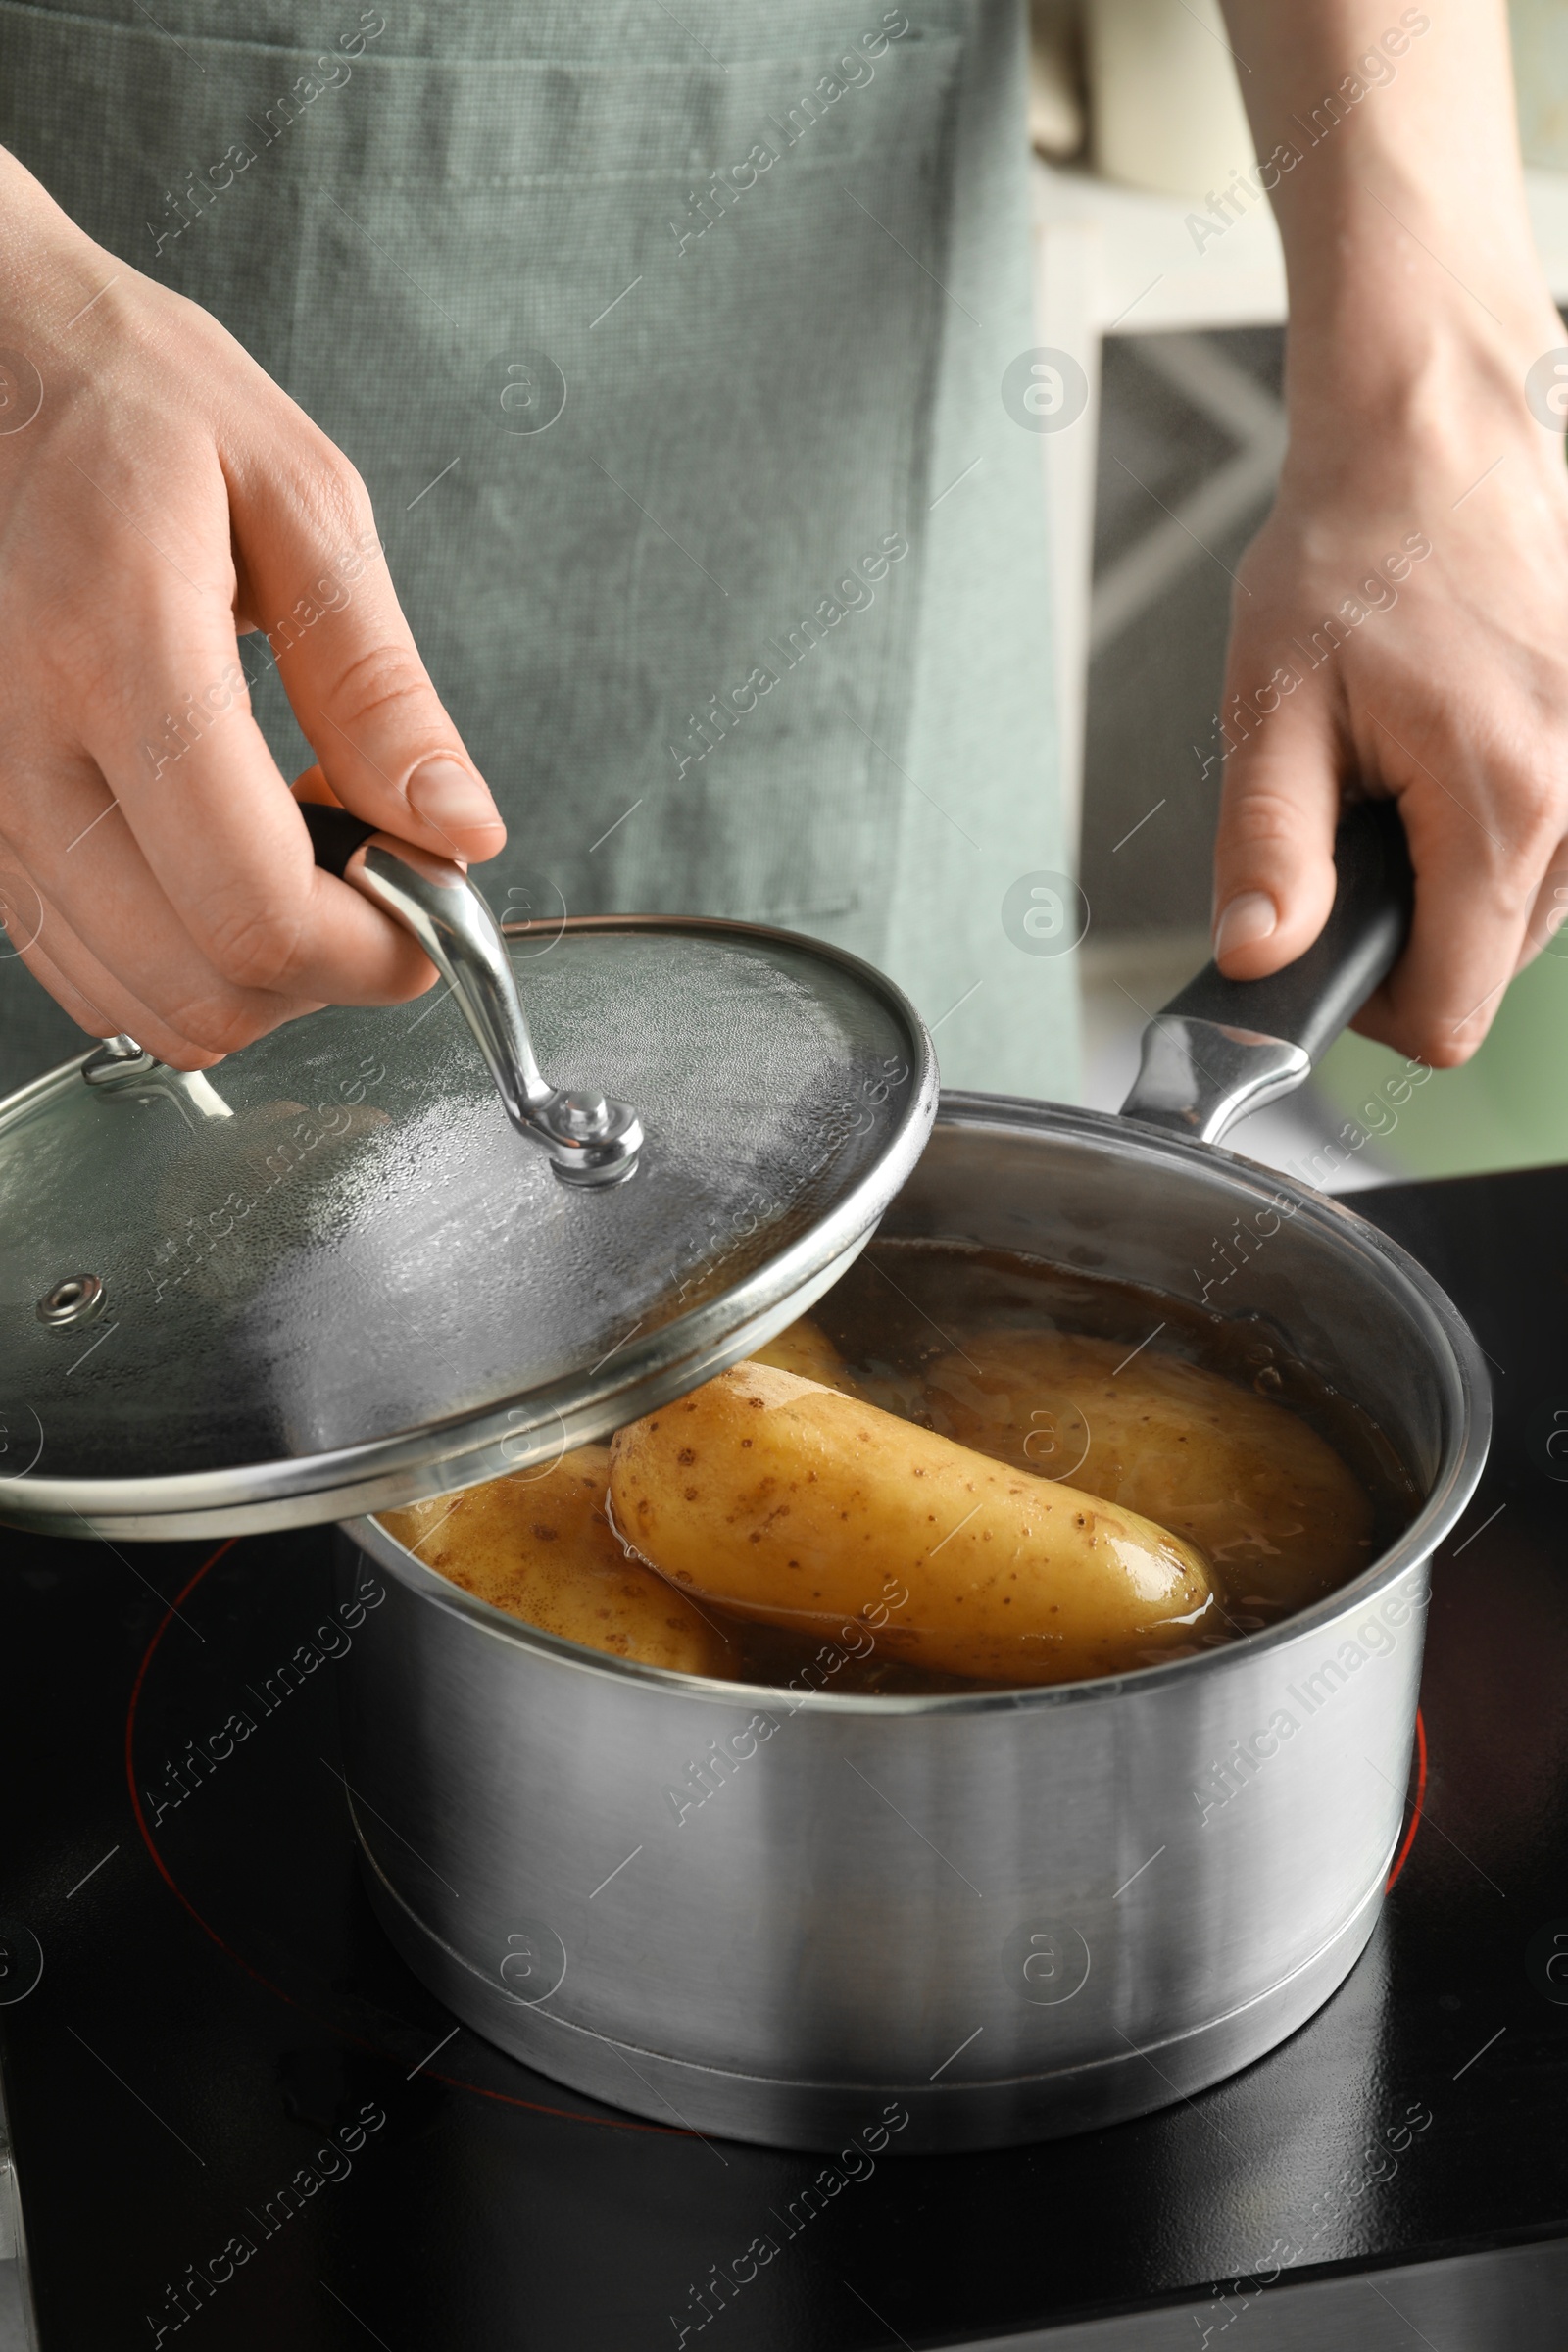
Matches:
[[229, 448, 506, 868], [1210, 686, 1342, 979]]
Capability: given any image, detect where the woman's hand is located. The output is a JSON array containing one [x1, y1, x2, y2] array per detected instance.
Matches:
[[1211, 318, 1568, 1065], [0, 145, 504, 1069], [1215, 0, 1568, 1065]]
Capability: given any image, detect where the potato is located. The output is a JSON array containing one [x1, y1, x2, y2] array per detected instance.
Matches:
[[610, 1364, 1212, 1685], [378, 1446, 732, 1676], [923, 1331, 1373, 1607], [748, 1316, 932, 1422], [748, 1317, 857, 1393]]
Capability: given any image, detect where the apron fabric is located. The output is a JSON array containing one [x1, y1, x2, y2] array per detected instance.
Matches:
[[0, 0, 1078, 1104]]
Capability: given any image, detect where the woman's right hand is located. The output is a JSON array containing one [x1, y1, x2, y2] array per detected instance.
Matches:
[[0, 145, 504, 1069]]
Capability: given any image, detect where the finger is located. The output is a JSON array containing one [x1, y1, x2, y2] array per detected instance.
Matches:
[[59, 568, 442, 1018], [0, 921, 141, 1054], [291, 763, 365, 820], [2, 933, 110, 1045], [0, 860, 50, 977], [0, 732, 356, 1058], [224, 433, 506, 865], [0, 835, 246, 1065], [1210, 682, 1342, 978], [1513, 836, 1568, 973], [0, 833, 323, 1071], [0, 852, 111, 1040], [292, 762, 340, 808], [1350, 762, 1547, 1064], [0, 790, 244, 1058]]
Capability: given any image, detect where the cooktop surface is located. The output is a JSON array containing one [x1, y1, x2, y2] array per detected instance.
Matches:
[[0, 1162, 1566, 2351]]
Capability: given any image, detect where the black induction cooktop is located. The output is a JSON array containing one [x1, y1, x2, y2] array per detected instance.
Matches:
[[1, 1162, 1567, 2352]]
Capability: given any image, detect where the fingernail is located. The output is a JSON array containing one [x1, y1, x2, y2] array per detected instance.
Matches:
[[1213, 890, 1278, 960], [406, 758, 500, 839]]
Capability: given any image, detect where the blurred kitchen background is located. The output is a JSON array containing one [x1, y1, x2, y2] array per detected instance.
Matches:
[[1040, 0, 1568, 1190]]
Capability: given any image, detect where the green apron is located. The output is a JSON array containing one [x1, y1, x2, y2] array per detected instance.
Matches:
[[0, 0, 1077, 1103]]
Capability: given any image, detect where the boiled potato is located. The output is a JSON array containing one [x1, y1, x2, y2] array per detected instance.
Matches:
[[610, 1364, 1212, 1685], [749, 1315, 931, 1421], [748, 1317, 857, 1393], [923, 1331, 1372, 1606], [379, 1446, 732, 1675]]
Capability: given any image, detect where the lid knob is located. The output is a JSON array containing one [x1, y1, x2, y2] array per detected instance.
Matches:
[[556, 1092, 610, 1135]]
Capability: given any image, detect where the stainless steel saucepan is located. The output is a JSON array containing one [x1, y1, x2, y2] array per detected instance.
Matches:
[[337, 803, 1490, 2154]]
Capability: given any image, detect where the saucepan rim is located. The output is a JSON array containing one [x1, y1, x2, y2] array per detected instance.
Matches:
[[346, 1092, 1492, 1717]]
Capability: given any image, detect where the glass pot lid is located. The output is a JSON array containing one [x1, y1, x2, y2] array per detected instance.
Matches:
[[0, 914, 935, 1540]]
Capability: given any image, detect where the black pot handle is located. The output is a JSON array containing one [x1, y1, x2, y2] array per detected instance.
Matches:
[[1121, 798, 1414, 1146], [297, 800, 377, 879]]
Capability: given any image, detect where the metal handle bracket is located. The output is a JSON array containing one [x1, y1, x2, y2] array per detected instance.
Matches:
[[77, 811, 645, 1190], [342, 832, 642, 1187], [1118, 799, 1414, 1149], [1121, 1016, 1311, 1147]]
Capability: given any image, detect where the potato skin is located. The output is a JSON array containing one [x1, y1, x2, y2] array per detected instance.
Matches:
[[748, 1318, 857, 1393], [924, 1332, 1373, 1607], [378, 1446, 731, 1676], [609, 1365, 1212, 1685], [748, 1318, 927, 1422]]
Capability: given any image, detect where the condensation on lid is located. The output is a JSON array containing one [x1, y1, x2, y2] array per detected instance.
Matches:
[[0, 919, 935, 1535]]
